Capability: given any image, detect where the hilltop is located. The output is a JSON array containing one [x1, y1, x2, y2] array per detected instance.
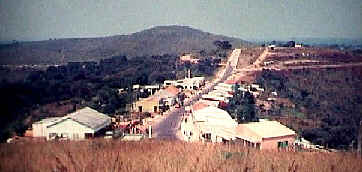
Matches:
[[0, 25, 249, 65]]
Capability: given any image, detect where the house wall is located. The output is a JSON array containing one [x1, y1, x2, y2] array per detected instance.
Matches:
[[163, 97, 176, 107], [135, 99, 160, 113], [261, 135, 296, 150], [180, 116, 203, 142], [32, 123, 47, 137], [46, 119, 94, 140]]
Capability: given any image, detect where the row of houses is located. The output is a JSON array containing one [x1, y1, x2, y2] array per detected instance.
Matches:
[[180, 65, 296, 150], [181, 105, 296, 150], [200, 82, 237, 107], [132, 73, 206, 114]]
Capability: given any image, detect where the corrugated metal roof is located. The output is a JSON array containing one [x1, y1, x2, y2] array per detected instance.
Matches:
[[67, 107, 111, 130], [193, 106, 237, 127], [192, 102, 209, 111], [46, 107, 111, 130], [236, 121, 296, 141], [153, 86, 179, 98], [198, 100, 219, 107], [164, 86, 179, 96]]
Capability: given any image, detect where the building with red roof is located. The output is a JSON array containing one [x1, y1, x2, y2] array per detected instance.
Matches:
[[133, 86, 180, 114]]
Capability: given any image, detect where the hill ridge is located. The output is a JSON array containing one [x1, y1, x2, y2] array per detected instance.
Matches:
[[0, 25, 250, 65]]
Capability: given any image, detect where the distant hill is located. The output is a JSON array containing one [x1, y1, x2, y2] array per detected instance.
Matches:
[[251, 37, 362, 46], [0, 26, 250, 65]]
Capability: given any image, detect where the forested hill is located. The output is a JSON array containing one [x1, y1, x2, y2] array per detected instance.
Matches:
[[0, 25, 249, 65]]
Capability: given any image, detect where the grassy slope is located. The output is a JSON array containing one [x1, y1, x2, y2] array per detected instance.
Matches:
[[0, 140, 361, 172], [0, 26, 250, 65], [257, 67, 362, 148]]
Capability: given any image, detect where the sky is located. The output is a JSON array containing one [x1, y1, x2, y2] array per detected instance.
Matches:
[[0, 0, 361, 41]]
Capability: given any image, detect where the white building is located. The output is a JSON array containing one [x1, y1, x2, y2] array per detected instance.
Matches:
[[201, 94, 230, 103], [214, 82, 236, 93], [209, 90, 233, 98], [295, 44, 302, 48], [181, 106, 237, 142], [163, 77, 205, 90], [32, 117, 61, 137], [268, 44, 276, 50], [32, 107, 111, 140]]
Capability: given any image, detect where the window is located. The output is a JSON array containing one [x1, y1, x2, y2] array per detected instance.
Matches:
[[154, 106, 158, 113], [85, 133, 93, 139], [73, 133, 79, 140], [138, 106, 142, 112], [202, 133, 212, 141], [278, 141, 288, 149], [49, 133, 57, 139], [256, 143, 261, 149], [61, 133, 69, 138]]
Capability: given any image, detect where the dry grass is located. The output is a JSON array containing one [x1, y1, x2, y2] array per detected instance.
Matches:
[[237, 47, 265, 69], [0, 139, 361, 172]]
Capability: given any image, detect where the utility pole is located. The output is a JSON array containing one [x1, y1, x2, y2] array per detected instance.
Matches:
[[148, 125, 152, 138]]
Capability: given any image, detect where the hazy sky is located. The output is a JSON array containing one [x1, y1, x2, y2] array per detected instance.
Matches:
[[0, 0, 361, 41]]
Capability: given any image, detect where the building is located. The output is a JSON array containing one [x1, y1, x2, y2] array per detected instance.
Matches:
[[201, 94, 229, 103], [132, 84, 161, 95], [134, 86, 180, 113], [235, 120, 296, 150], [191, 102, 210, 112], [214, 82, 237, 93], [32, 117, 61, 137], [268, 44, 276, 50], [134, 96, 163, 113], [32, 107, 111, 140], [209, 90, 233, 98], [180, 54, 200, 64], [153, 86, 179, 107], [163, 77, 205, 90], [197, 99, 220, 108], [181, 106, 237, 142], [263, 61, 274, 66], [144, 85, 161, 95], [295, 44, 302, 48]]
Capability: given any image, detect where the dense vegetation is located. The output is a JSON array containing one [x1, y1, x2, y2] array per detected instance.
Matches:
[[227, 90, 258, 123], [1, 140, 360, 171], [256, 67, 362, 149], [0, 52, 222, 142], [0, 25, 249, 65]]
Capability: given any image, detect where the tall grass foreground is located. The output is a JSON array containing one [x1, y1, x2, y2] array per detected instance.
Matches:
[[0, 139, 361, 172]]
